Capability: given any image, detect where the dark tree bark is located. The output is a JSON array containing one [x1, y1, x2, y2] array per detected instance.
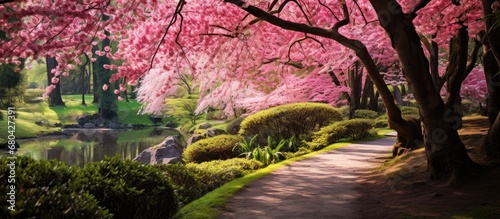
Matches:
[[369, 90, 379, 112], [392, 85, 403, 105], [430, 35, 441, 92], [360, 75, 373, 109], [91, 45, 99, 104], [369, 0, 476, 183], [481, 0, 500, 159], [484, 50, 500, 125], [45, 57, 65, 106], [122, 77, 130, 102], [348, 61, 363, 118]]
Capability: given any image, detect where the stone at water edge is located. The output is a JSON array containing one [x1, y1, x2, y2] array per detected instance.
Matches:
[[83, 123, 96, 129], [133, 136, 184, 164]]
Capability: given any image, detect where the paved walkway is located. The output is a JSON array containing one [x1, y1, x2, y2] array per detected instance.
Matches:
[[217, 137, 396, 219]]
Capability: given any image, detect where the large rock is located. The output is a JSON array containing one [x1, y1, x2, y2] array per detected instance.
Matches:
[[133, 136, 183, 165], [83, 123, 96, 129], [198, 123, 212, 129], [76, 114, 100, 126], [206, 128, 226, 137]]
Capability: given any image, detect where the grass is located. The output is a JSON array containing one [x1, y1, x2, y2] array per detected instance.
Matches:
[[173, 134, 387, 219], [0, 107, 62, 140], [0, 94, 155, 142]]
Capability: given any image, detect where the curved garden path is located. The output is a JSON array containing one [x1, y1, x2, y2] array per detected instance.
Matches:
[[217, 136, 396, 219]]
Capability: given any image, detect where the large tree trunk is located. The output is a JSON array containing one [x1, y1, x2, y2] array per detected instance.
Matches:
[[430, 35, 441, 91], [369, 0, 476, 183], [360, 76, 373, 109], [483, 113, 500, 159], [392, 85, 404, 105], [91, 45, 99, 104], [483, 49, 500, 125], [348, 62, 362, 118], [96, 14, 118, 120], [45, 57, 65, 106]]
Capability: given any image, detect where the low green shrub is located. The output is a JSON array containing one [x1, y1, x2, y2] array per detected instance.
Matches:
[[400, 106, 420, 116], [354, 109, 378, 119], [239, 102, 343, 144], [309, 119, 375, 149], [284, 147, 313, 159], [374, 118, 389, 128], [309, 124, 347, 150], [81, 157, 178, 219], [0, 157, 112, 219], [183, 134, 241, 163], [186, 158, 264, 191], [156, 164, 203, 207], [339, 105, 350, 118], [340, 119, 374, 140]]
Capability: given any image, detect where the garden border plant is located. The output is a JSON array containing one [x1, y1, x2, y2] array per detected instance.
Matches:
[[173, 133, 388, 219]]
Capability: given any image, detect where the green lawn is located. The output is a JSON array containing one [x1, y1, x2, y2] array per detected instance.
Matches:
[[0, 94, 154, 142]]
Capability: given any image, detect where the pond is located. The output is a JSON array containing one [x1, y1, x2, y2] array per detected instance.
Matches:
[[9, 128, 184, 167]]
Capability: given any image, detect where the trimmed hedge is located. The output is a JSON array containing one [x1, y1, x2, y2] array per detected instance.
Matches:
[[239, 102, 343, 144], [400, 106, 420, 116], [353, 109, 378, 119], [186, 158, 264, 192], [156, 164, 203, 207], [310, 119, 375, 149], [0, 157, 111, 219], [80, 157, 178, 219], [183, 134, 241, 163], [341, 119, 374, 139]]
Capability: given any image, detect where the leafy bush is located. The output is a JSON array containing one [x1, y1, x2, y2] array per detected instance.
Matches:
[[374, 118, 389, 128], [309, 124, 347, 150], [235, 135, 296, 165], [81, 157, 178, 219], [340, 119, 374, 140], [186, 158, 264, 191], [183, 134, 241, 163], [226, 116, 245, 134], [284, 147, 313, 159], [400, 106, 420, 116], [239, 102, 343, 144], [0, 157, 112, 219], [309, 119, 375, 149], [354, 109, 378, 119], [156, 164, 203, 206]]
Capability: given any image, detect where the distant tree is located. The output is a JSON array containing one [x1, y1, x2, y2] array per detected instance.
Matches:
[[45, 57, 65, 106]]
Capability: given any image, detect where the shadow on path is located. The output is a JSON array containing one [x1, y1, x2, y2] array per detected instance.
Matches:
[[217, 137, 395, 219]]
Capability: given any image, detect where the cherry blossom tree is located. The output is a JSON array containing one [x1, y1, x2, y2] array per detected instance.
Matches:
[[1, 0, 498, 182]]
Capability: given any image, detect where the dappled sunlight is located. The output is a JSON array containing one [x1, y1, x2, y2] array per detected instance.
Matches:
[[218, 137, 395, 219]]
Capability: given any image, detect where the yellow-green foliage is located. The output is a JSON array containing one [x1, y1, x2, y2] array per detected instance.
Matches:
[[183, 135, 241, 163], [353, 109, 378, 119], [239, 102, 343, 144], [310, 119, 374, 149], [400, 106, 420, 116], [186, 158, 264, 191]]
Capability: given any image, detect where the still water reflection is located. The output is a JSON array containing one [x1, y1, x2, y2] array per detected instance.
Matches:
[[13, 128, 183, 167]]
